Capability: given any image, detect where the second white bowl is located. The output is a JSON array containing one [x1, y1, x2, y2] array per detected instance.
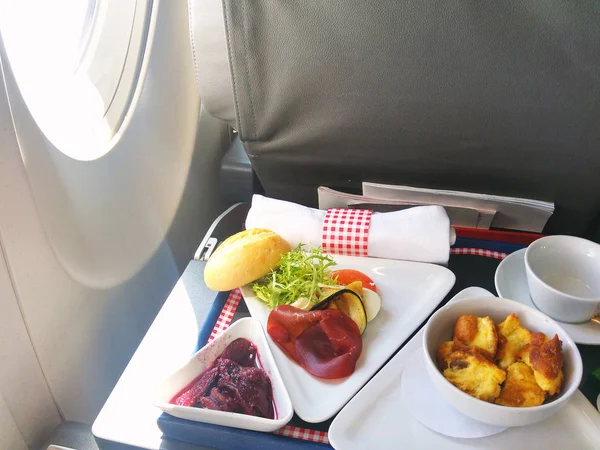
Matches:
[[422, 297, 582, 427]]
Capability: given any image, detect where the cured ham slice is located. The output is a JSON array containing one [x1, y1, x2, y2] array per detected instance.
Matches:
[[267, 305, 363, 379]]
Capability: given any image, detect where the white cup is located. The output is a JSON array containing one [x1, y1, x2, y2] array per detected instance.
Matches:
[[525, 235, 600, 323]]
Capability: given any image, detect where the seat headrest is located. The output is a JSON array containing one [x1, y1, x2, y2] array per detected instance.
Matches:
[[189, 0, 236, 125]]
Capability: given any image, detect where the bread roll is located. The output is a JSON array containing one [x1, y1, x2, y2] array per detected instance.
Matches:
[[204, 228, 291, 291]]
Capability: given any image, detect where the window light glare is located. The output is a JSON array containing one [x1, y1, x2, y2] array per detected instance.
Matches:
[[0, 0, 143, 161]]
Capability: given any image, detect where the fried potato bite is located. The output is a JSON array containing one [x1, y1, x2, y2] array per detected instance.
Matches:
[[495, 362, 545, 407], [496, 313, 532, 369], [519, 333, 564, 396], [442, 347, 506, 403], [453, 315, 498, 359], [438, 313, 565, 407], [436, 340, 455, 369], [437, 340, 488, 369]]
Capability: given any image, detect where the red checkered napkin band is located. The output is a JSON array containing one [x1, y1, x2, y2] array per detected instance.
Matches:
[[321, 208, 373, 256]]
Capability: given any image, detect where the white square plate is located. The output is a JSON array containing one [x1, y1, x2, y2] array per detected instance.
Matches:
[[329, 287, 600, 450], [240, 255, 456, 423], [154, 317, 293, 432]]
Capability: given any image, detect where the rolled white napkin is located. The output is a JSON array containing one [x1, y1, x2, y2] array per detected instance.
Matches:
[[245, 195, 455, 264]]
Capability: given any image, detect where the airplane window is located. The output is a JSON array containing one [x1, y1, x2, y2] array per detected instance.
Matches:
[[0, 0, 150, 161]]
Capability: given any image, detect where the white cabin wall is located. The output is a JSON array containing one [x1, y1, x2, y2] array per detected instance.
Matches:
[[0, 0, 228, 439], [0, 215, 61, 450], [0, 44, 62, 449]]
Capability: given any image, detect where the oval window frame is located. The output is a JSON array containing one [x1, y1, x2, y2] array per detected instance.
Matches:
[[0, 0, 151, 161]]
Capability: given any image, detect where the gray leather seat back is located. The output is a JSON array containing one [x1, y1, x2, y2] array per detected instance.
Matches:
[[219, 1, 600, 235]]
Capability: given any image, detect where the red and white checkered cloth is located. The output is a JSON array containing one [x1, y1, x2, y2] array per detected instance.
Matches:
[[208, 289, 242, 342], [274, 425, 329, 444], [450, 247, 508, 260], [321, 208, 373, 256]]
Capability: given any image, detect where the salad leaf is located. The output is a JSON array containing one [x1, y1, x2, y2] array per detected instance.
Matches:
[[251, 244, 340, 309]]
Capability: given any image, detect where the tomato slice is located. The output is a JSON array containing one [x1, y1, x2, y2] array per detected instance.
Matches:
[[331, 269, 377, 292]]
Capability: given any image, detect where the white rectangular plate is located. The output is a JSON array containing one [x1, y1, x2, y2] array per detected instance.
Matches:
[[240, 255, 456, 423], [329, 287, 600, 450]]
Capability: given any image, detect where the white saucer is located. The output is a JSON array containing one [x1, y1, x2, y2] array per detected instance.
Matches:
[[495, 248, 600, 345], [401, 347, 506, 438]]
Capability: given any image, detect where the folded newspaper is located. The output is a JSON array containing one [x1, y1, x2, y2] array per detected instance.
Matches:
[[317, 182, 554, 233]]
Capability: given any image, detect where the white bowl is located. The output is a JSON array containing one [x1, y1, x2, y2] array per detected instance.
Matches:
[[422, 297, 582, 427], [154, 317, 293, 432], [525, 235, 600, 323]]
